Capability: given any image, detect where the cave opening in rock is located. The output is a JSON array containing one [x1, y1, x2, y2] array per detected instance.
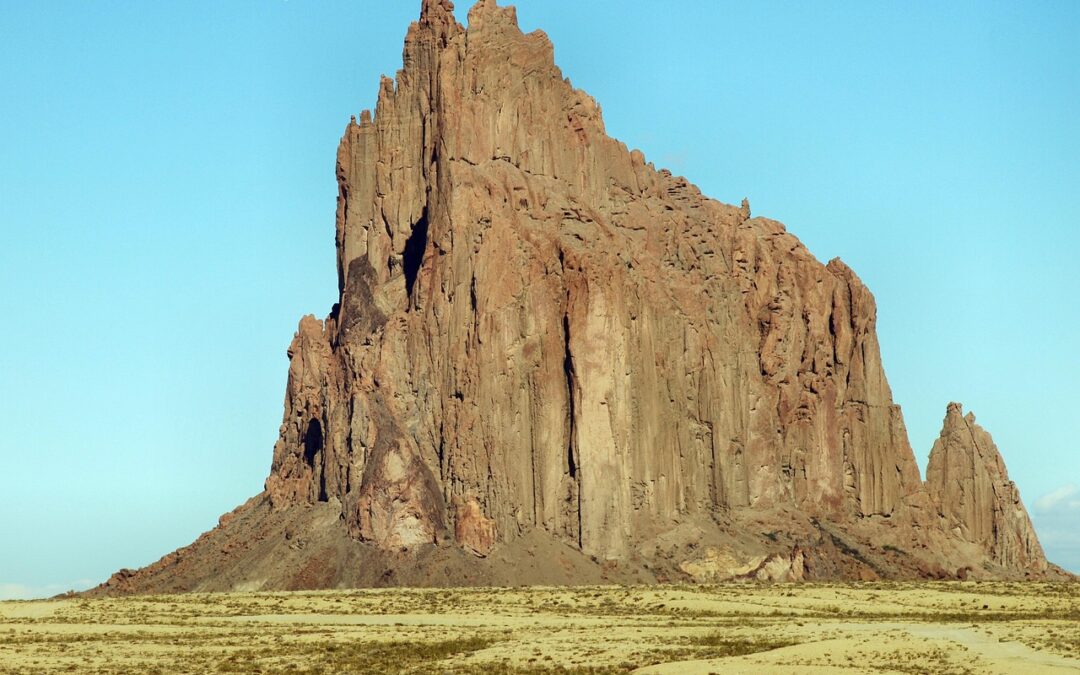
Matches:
[[402, 208, 429, 300], [303, 418, 323, 467]]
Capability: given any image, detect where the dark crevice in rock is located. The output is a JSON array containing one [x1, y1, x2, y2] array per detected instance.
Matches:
[[561, 303, 582, 549], [303, 419, 328, 503], [469, 274, 478, 314], [303, 419, 322, 467], [403, 207, 430, 301], [562, 315, 577, 481]]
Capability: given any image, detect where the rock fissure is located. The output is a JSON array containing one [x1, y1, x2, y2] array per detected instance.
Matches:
[[402, 207, 430, 302]]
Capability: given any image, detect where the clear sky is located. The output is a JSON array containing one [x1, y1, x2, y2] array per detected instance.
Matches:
[[1, 1, 1077, 598]]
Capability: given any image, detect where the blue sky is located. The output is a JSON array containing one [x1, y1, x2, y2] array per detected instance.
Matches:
[[1, 1, 1077, 598]]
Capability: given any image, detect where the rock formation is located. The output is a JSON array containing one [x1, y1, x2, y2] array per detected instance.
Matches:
[[264, 0, 927, 558], [926, 403, 1047, 572], [92, 0, 1061, 594]]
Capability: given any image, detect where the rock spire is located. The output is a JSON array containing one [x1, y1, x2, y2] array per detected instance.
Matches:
[[926, 403, 1047, 572]]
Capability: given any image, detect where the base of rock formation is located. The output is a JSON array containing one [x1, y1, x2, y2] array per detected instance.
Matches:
[[90, 491, 1069, 597]]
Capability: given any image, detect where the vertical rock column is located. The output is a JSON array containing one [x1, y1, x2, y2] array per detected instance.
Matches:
[[925, 403, 1047, 571]]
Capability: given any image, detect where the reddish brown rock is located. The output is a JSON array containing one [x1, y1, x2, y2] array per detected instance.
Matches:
[[272, 0, 930, 560], [926, 403, 1048, 572], [89, 0, 1062, 594], [454, 495, 499, 557]]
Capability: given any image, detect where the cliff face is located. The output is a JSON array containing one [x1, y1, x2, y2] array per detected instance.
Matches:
[[264, 0, 923, 560], [94, 1, 1057, 594], [926, 403, 1047, 572]]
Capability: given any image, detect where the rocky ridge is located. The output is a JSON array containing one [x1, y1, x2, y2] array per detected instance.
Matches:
[[94, 0, 1061, 594]]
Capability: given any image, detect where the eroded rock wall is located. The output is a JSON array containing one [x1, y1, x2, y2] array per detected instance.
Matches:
[[264, 0, 932, 561], [926, 403, 1047, 571]]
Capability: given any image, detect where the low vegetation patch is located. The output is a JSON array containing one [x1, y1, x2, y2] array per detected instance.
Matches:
[[217, 636, 498, 674]]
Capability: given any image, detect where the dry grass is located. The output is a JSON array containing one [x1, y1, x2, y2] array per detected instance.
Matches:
[[1, 582, 1077, 673]]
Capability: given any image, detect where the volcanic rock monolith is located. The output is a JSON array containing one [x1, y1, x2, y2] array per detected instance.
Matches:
[[93, 0, 1061, 595]]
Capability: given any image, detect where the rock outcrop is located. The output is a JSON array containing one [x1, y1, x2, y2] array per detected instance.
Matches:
[[926, 403, 1047, 572], [265, 0, 926, 560], [91, 0, 1060, 594]]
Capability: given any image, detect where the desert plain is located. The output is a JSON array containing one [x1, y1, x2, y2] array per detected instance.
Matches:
[[1, 582, 1078, 674]]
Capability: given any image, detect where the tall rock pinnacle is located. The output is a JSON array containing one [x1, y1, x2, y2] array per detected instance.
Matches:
[[93, 1, 1060, 594], [926, 403, 1047, 572]]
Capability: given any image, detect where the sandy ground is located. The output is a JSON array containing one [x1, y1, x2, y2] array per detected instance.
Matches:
[[1, 582, 1077, 673]]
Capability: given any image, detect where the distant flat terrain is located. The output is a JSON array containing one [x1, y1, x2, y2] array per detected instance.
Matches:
[[2, 583, 1078, 673]]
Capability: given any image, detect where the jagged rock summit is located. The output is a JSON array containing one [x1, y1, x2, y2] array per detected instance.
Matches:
[[95, 0, 1061, 594], [926, 403, 1047, 573]]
